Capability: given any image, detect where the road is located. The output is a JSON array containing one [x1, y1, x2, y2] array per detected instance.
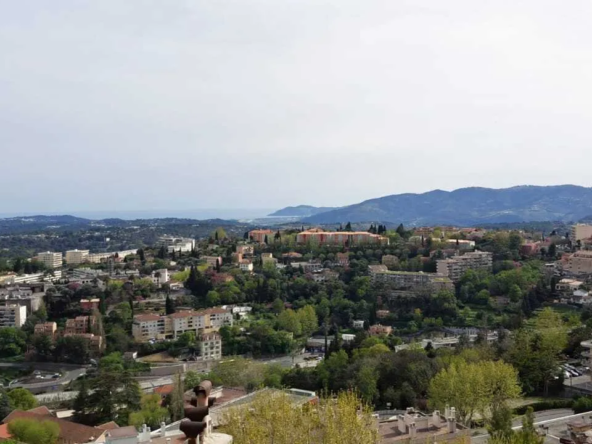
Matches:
[[1, 362, 88, 394], [255, 353, 321, 368]]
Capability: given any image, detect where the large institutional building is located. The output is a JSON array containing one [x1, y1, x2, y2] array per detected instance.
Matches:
[[571, 224, 592, 242], [296, 229, 389, 246], [436, 251, 493, 282], [37, 251, 63, 269], [132, 307, 233, 342]]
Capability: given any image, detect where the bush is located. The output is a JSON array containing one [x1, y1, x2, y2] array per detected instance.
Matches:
[[573, 397, 592, 413], [512, 399, 574, 415]]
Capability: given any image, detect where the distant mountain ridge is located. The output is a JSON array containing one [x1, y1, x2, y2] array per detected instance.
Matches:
[[268, 205, 337, 217], [291, 185, 592, 226]]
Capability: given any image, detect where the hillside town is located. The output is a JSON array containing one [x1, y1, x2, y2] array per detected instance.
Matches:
[[1, 220, 592, 443]]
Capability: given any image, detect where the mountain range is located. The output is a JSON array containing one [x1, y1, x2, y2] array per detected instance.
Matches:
[[268, 205, 337, 217], [271, 185, 592, 226]]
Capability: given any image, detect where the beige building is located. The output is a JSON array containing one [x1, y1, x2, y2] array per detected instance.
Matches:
[[65, 249, 90, 265], [563, 251, 592, 276], [556, 278, 584, 293], [37, 251, 63, 269], [200, 332, 223, 360], [572, 224, 592, 242], [65, 315, 96, 335], [436, 251, 493, 282], [132, 307, 233, 342], [372, 270, 454, 293], [297, 230, 389, 246], [0, 304, 27, 327], [203, 256, 223, 268], [239, 259, 254, 272], [34, 322, 57, 338]]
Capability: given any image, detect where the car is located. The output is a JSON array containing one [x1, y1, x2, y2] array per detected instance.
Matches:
[[51, 374, 60, 379]]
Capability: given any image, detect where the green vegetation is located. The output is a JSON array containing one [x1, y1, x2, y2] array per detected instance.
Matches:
[[7, 419, 60, 444]]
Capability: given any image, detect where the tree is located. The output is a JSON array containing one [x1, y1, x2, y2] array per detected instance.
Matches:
[[53, 336, 90, 364], [345, 222, 352, 232], [137, 248, 146, 263], [73, 378, 91, 424], [7, 388, 37, 411], [297, 305, 318, 338], [8, 419, 60, 444], [277, 309, 302, 336], [0, 327, 27, 358], [165, 295, 175, 315], [396, 223, 406, 237], [167, 374, 185, 422], [220, 390, 379, 444], [428, 360, 521, 425], [0, 388, 11, 420], [548, 243, 557, 258], [129, 394, 169, 429], [183, 370, 201, 391], [31, 334, 53, 361], [87, 369, 141, 425]]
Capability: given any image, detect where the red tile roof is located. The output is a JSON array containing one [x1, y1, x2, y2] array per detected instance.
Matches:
[[96, 421, 119, 430], [0, 423, 11, 440], [2, 410, 104, 443]]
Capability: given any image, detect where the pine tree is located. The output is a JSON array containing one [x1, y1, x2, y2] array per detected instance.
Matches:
[[396, 223, 406, 237], [216, 259, 221, 273], [264, 235, 269, 245], [138, 249, 145, 263], [73, 378, 90, 424], [171, 249, 176, 260], [345, 222, 352, 232], [165, 295, 175, 315], [215, 231, 219, 241]]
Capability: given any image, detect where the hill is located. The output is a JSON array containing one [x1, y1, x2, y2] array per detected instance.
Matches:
[[303, 185, 592, 226], [268, 205, 336, 217]]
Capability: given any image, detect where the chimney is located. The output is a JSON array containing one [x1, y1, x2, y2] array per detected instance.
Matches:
[[160, 422, 167, 437], [398, 415, 406, 433], [450, 407, 456, 420], [409, 423, 417, 438], [448, 418, 457, 433], [445, 405, 450, 418]]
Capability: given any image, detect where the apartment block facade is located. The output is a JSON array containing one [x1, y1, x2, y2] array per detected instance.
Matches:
[[132, 308, 233, 342], [436, 251, 493, 282], [200, 332, 223, 360], [37, 251, 63, 269], [248, 229, 274, 243], [0, 304, 27, 328], [563, 251, 592, 276], [296, 230, 389, 246], [65, 249, 90, 265], [372, 270, 454, 293], [64, 315, 96, 335], [571, 224, 592, 242]]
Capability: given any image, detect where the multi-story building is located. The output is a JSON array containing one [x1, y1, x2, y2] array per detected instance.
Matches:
[[37, 251, 63, 269], [0, 304, 27, 327], [34, 321, 57, 338], [563, 251, 592, 276], [368, 324, 393, 336], [65, 249, 90, 265], [203, 256, 223, 269], [150, 269, 170, 286], [64, 315, 96, 335], [200, 332, 222, 360], [296, 230, 389, 246], [291, 262, 323, 273], [336, 253, 350, 267], [236, 245, 254, 256], [248, 229, 274, 243], [372, 270, 454, 293], [132, 307, 233, 342], [239, 259, 254, 272], [556, 278, 584, 293], [0, 286, 44, 313], [80, 299, 101, 312], [64, 332, 102, 352], [572, 224, 592, 242], [157, 236, 196, 253], [436, 251, 493, 282], [205, 307, 234, 329]]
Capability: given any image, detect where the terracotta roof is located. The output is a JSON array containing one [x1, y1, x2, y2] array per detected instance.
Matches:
[[96, 421, 119, 430], [0, 423, 11, 440], [154, 384, 174, 396], [27, 406, 52, 415], [169, 311, 202, 319], [204, 308, 230, 315], [134, 314, 162, 322], [3, 410, 104, 443]]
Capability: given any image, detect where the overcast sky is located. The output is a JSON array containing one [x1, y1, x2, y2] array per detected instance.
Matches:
[[2, 0, 592, 215]]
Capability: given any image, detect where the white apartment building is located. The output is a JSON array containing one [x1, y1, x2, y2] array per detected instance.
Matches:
[[65, 249, 90, 265], [151, 269, 170, 286], [37, 251, 63, 269], [239, 260, 254, 272], [132, 308, 233, 342], [158, 236, 195, 253], [572, 224, 592, 242], [0, 304, 27, 328], [436, 251, 493, 282], [205, 308, 234, 329], [200, 332, 222, 360]]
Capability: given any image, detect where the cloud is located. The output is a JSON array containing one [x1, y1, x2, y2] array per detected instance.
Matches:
[[1, 0, 592, 213]]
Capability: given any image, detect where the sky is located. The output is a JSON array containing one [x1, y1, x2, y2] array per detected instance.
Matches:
[[2, 0, 592, 216]]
